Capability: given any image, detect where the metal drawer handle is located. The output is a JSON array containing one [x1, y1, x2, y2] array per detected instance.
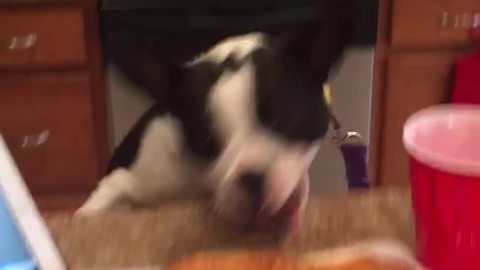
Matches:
[[440, 12, 480, 29], [0, 33, 37, 51], [21, 130, 49, 148]]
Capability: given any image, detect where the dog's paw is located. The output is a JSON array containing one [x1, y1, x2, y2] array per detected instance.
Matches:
[[74, 205, 103, 216], [75, 200, 133, 217]]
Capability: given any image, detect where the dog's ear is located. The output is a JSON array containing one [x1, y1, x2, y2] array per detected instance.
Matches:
[[275, 14, 353, 83]]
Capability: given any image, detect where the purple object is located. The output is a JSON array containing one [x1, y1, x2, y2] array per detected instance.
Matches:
[[340, 143, 370, 189]]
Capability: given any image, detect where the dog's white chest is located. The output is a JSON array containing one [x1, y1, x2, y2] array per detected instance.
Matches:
[[127, 116, 210, 202]]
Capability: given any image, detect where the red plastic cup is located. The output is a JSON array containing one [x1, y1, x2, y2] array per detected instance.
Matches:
[[403, 105, 480, 270]]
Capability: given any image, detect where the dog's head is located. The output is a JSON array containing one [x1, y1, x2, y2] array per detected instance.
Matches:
[[173, 18, 349, 232]]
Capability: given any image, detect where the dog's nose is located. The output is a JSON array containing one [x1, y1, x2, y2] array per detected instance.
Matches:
[[239, 171, 264, 201]]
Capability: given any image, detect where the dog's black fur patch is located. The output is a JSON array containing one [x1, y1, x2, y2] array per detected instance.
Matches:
[[252, 45, 330, 143]]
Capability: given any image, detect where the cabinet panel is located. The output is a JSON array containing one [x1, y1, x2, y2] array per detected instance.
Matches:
[[380, 52, 465, 185], [391, 0, 480, 49], [0, 6, 86, 70], [0, 72, 99, 194]]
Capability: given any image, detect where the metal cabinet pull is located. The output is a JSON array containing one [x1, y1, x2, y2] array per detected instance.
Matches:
[[0, 33, 37, 51], [21, 130, 49, 148], [439, 12, 480, 30]]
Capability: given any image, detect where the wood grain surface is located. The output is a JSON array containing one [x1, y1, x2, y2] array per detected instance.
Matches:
[[45, 189, 413, 269]]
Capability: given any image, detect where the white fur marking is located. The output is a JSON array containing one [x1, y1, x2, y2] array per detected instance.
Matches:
[[208, 61, 256, 142], [77, 169, 136, 214], [186, 33, 266, 66]]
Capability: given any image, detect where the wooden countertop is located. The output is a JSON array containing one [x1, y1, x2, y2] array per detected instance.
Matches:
[[45, 188, 414, 269]]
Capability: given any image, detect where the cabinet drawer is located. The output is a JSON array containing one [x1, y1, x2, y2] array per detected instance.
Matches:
[[0, 72, 99, 194], [0, 7, 86, 70], [380, 52, 465, 185], [391, 0, 480, 49]]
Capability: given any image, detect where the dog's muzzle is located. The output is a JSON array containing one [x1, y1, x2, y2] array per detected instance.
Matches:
[[238, 170, 304, 232]]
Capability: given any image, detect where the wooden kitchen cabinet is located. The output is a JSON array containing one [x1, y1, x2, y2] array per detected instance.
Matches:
[[371, 0, 479, 185], [0, 2, 108, 210], [380, 52, 464, 184], [0, 72, 99, 193]]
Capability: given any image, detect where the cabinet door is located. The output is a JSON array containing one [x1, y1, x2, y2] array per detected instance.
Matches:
[[0, 72, 99, 194], [380, 52, 465, 185]]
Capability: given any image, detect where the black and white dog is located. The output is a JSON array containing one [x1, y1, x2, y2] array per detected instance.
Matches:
[[78, 19, 348, 234]]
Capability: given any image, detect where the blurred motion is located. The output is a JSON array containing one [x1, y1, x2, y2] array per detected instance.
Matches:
[[7, 0, 480, 269], [79, 25, 340, 233]]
